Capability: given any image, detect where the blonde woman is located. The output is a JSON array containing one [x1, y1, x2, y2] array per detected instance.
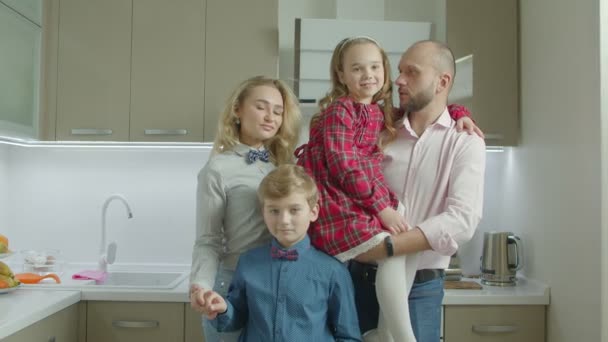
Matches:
[[190, 76, 301, 342]]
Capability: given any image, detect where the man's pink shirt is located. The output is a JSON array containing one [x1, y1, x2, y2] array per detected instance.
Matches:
[[383, 108, 486, 270]]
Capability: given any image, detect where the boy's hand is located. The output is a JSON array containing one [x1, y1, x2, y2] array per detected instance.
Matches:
[[190, 288, 228, 319], [378, 207, 408, 234], [456, 116, 484, 138]]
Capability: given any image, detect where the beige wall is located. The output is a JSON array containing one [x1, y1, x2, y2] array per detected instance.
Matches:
[[504, 0, 603, 341]]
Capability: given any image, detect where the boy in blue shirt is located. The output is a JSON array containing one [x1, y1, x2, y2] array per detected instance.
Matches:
[[192, 164, 362, 342]]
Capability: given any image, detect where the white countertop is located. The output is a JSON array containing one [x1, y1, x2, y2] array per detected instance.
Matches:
[[0, 289, 81, 339], [443, 277, 550, 305], [0, 269, 549, 340]]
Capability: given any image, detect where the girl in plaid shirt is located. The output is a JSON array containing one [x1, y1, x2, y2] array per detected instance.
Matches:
[[295, 37, 474, 341]]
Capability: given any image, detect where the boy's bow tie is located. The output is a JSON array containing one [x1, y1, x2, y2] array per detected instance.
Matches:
[[270, 245, 298, 261]]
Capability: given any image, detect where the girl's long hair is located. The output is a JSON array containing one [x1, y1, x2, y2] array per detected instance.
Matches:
[[309, 37, 398, 147]]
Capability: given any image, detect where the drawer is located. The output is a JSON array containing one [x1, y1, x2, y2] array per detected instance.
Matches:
[[444, 305, 545, 342], [87, 301, 184, 342]]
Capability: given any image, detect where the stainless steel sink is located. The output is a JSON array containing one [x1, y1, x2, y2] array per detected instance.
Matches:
[[85, 271, 188, 289]]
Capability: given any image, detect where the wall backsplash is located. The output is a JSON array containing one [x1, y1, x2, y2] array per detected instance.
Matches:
[[3, 144, 211, 266], [0, 143, 507, 274]]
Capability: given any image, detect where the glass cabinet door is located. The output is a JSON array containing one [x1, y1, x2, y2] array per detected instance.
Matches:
[[0, 0, 42, 139]]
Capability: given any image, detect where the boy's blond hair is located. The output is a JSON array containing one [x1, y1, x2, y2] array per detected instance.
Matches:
[[213, 76, 302, 165], [258, 165, 319, 209]]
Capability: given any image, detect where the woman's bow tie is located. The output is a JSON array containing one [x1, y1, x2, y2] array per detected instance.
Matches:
[[246, 149, 270, 164]]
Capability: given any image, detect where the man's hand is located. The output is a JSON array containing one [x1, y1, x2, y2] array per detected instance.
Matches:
[[378, 207, 408, 234], [456, 116, 484, 138]]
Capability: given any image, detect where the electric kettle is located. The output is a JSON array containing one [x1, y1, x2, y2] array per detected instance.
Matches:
[[480, 231, 523, 286]]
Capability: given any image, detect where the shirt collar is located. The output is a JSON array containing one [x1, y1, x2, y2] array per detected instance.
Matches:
[[271, 235, 311, 257], [233, 143, 267, 157], [401, 107, 451, 136]]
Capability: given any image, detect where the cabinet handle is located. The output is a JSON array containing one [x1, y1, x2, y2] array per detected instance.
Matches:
[[144, 129, 188, 136], [472, 324, 518, 334], [112, 320, 159, 329], [71, 128, 113, 136], [484, 133, 504, 141]]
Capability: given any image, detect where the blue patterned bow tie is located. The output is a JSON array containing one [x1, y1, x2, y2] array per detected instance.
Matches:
[[246, 149, 270, 164], [270, 245, 298, 261]]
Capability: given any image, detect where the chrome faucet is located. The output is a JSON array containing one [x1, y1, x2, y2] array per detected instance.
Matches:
[[99, 194, 133, 272]]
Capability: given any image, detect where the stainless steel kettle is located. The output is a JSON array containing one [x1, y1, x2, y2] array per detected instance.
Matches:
[[480, 231, 523, 286]]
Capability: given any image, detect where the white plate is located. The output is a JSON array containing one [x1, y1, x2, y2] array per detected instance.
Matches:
[[0, 284, 21, 294], [0, 251, 14, 259]]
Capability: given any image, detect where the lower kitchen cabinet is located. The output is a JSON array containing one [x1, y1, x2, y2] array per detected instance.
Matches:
[[86, 302, 183, 342], [2, 304, 78, 342], [444, 305, 546, 342], [184, 306, 206, 342]]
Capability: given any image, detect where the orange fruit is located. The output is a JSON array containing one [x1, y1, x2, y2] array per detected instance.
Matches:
[[0, 234, 7, 248]]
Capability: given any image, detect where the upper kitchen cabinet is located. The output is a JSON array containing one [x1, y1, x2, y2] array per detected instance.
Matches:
[[130, 0, 205, 142], [447, 0, 520, 146], [0, 0, 42, 140], [44, 0, 276, 142], [203, 0, 279, 140], [53, 0, 132, 141]]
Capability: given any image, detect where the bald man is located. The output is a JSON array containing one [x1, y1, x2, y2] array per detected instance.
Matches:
[[348, 40, 486, 341]]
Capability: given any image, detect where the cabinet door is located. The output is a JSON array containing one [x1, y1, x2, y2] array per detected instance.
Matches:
[[203, 0, 279, 141], [2, 304, 78, 342], [86, 302, 184, 342], [184, 305, 206, 342], [130, 0, 206, 142], [447, 0, 519, 146], [444, 305, 545, 342], [55, 0, 132, 141]]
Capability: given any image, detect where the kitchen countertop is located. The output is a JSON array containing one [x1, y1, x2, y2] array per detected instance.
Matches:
[[443, 277, 550, 305], [0, 289, 81, 340], [0, 270, 549, 340]]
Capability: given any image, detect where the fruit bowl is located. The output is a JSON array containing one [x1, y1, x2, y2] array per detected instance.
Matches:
[[0, 283, 21, 294], [0, 251, 14, 259]]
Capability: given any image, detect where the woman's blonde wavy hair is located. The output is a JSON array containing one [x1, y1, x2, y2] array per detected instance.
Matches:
[[212, 76, 302, 165], [309, 37, 398, 147]]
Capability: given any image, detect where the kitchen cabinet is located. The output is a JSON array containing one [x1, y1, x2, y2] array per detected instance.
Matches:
[[443, 305, 545, 342], [447, 0, 519, 146], [0, 2, 42, 139], [86, 301, 184, 342], [52, 0, 132, 141], [129, 0, 206, 142], [42, 0, 277, 142], [203, 0, 279, 140], [185, 306, 206, 342], [2, 304, 78, 342]]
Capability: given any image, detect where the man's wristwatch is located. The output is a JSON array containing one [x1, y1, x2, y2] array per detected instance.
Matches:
[[384, 236, 394, 257]]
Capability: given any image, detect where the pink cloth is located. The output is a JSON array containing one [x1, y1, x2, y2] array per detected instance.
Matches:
[[72, 270, 107, 282]]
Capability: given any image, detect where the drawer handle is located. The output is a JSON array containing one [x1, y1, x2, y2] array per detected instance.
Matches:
[[484, 133, 504, 141], [71, 128, 113, 136], [472, 325, 518, 334], [112, 320, 159, 329], [144, 129, 188, 136]]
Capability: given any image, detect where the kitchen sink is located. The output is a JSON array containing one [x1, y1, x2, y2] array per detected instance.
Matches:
[[84, 271, 188, 289]]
